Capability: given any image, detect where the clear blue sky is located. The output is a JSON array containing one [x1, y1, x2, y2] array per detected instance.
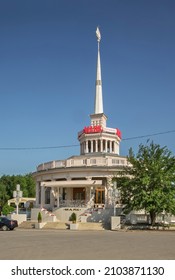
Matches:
[[0, 0, 175, 175]]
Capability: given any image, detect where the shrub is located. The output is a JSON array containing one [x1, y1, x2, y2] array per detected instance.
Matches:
[[37, 212, 42, 223], [69, 212, 77, 223]]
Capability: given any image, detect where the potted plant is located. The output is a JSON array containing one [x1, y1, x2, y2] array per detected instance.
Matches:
[[35, 211, 45, 229], [69, 212, 78, 230]]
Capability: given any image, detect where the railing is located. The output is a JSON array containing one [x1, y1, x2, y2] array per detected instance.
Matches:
[[59, 199, 87, 208], [90, 158, 106, 165], [37, 157, 129, 171]]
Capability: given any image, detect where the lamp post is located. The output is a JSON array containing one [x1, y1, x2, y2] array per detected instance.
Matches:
[[13, 184, 23, 215], [112, 181, 121, 216]]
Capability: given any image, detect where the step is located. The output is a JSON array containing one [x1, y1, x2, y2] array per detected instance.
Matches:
[[78, 222, 105, 230], [43, 222, 107, 230], [18, 221, 36, 229], [43, 222, 68, 230], [19, 221, 110, 230]]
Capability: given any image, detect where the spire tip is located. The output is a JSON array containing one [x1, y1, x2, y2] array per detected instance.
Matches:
[[96, 27, 101, 42]]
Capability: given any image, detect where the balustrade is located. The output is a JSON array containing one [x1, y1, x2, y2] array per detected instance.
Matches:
[[59, 199, 87, 208], [37, 157, 129, 171]]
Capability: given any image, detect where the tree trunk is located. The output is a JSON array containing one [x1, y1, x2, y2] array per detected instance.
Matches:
[[150, 211, 156, 226]]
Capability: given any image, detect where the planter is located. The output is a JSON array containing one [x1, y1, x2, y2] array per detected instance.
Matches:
[[80, 216, 87, 223], [35, 222, 46, 229], [70, 223, 79, 230], [111, 216, 121, 230]]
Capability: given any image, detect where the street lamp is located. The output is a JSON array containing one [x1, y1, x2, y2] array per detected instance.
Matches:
[[112, 181, 121, 216], [13, 184, 23, 215]]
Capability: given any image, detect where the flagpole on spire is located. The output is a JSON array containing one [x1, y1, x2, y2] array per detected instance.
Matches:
[[96, 26, 101, 51], [96, 26, 101, 42], [94, 27, 103, 114]]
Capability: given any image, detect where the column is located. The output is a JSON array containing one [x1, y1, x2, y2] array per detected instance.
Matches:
[[110, 141, 112, 153], [95, 140, 98, 152], [85, 141, 88, 153], [114, 142, 117, 154], [107, 176, 113, 207], [91, 140, 93, 153], [50, 187, 56, 208], [105, 140, 107, 152], [57, 187, 60, 208], [115, 142, 119, 155], [35, 182, 40, 207], [41, 187, 45, 208]]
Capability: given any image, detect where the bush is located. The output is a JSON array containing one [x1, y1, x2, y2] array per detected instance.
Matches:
[[69, 212, 77, 223], [37, 212, 42, 223]]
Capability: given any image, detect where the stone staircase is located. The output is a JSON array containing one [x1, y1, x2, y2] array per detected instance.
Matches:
[[31, 207, 57, 222], [78, 222, 106, 230], [43, 221, 106, 230], [18, 221, 35, 229], [19, 221, 109, 230], [43, 222, 69, 230]]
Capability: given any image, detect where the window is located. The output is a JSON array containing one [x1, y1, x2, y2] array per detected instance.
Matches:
[[73, 188, 85, 200], [45, 187, 50, 204], [112, 159, 119, 164], [90, 159, 96, 165], [95, 189, 105, 204]]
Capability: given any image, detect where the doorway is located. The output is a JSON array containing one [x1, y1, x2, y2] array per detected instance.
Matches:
[[95, 189, 105, 204], [73, 188, 85, 200]]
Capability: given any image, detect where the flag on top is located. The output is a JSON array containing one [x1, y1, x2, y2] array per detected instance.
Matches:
[[96, 27, 101, 42]]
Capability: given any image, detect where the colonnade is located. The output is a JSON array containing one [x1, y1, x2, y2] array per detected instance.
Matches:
[[35, 183, 94, 208], [80, 139, 119, 154]]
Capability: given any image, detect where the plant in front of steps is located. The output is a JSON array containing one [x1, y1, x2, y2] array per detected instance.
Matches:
[[37, 212, 42, 223], [69, 212, 77, 224]]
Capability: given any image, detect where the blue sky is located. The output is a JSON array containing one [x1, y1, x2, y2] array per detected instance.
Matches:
[[0, 0, 175, 175]]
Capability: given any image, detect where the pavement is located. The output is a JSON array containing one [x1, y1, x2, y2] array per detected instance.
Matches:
[[0, 228, 175, 260]]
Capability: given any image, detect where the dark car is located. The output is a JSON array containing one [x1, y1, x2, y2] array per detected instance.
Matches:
[[0, 217, 18, 231]]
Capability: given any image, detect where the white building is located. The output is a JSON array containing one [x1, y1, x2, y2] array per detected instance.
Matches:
[[32, 28, 129, 222]]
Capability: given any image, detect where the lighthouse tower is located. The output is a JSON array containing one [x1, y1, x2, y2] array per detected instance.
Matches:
[[78, 27, 121, 155]]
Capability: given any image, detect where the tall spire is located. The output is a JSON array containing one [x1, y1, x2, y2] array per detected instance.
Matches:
[[94, 27, 103, 114]]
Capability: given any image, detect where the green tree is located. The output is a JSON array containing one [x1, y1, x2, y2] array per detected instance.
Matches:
[[0, 182, 9, 207], [116, 141, 175, 226], [0, 173, 35, 206], [2, 204, 14, 216]]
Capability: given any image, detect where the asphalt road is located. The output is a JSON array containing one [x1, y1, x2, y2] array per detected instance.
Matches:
[[0, 228, 175, 260]]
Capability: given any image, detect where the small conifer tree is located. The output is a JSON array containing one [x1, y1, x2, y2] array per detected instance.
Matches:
[[70, 212, 77, 223], [37, 212, 42, 223]]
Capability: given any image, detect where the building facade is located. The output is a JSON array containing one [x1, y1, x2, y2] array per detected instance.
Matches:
[[32, 28, 129, 222]]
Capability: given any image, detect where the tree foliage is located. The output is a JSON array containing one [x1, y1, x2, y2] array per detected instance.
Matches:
[[0, 173, 35, 208], [116, 141, 175, 225], [2, 204, 15, 216]]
